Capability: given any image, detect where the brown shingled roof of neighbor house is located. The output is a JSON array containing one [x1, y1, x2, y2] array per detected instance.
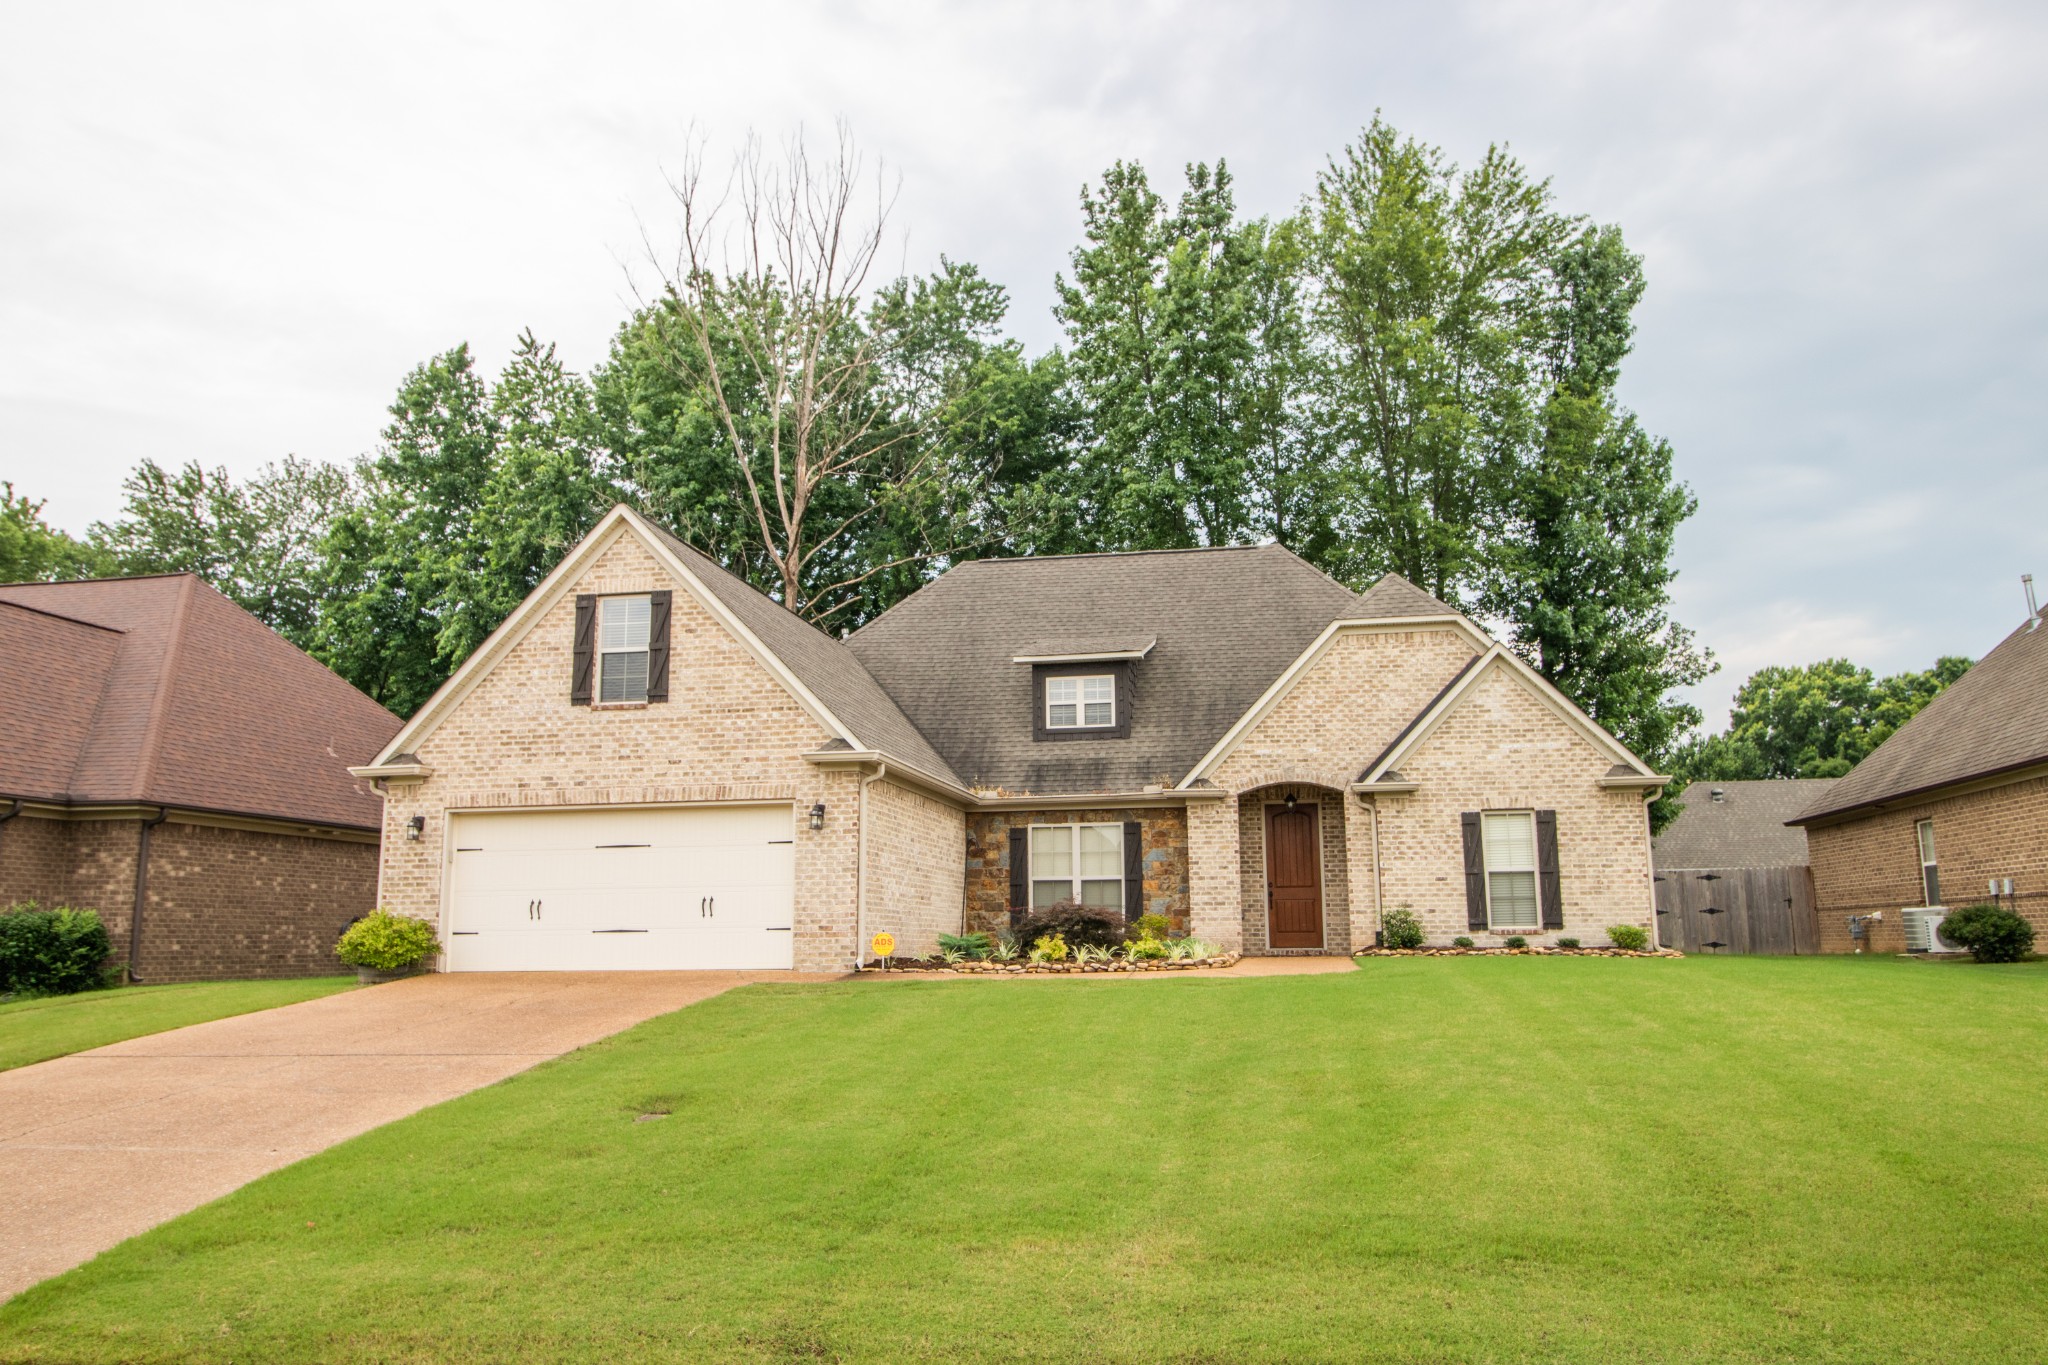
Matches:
[[1790, 615, 2048, 825], [0, 575, 402, 830], [1653, 779, 1837, 868]]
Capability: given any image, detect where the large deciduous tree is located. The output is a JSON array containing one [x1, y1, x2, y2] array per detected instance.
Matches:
[[1, 483, 108, 582], [1677, 656, 1972, 782]]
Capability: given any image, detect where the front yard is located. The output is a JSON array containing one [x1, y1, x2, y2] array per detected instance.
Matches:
[[3, 956, 2044, 1363], [0, 976, 357, 1072]]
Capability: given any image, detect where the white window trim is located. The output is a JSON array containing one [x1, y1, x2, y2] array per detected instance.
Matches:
[[1916, 819, 1940, 907], [596, 594, 653, 706], [1026, 821, 1126, 911], [1481, 809, 1540, 931], [1045, 673, 1116, 730]]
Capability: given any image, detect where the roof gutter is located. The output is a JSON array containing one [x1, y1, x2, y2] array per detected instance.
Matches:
[[127, 807, 168, 983], [1787, 756, 2048, 829]]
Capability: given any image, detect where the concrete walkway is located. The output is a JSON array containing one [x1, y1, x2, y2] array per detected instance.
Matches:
[[0, 971, 827, 1300]]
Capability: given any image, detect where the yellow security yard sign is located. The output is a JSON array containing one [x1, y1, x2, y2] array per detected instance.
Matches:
[[870, 932, 896, 961]]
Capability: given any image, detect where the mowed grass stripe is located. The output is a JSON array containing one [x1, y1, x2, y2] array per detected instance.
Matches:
[[2, 956, 2044, 1363], [0, 976, 358, 1072]]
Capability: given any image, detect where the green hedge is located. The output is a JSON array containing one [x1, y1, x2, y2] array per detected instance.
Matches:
[[335, 910, 439, 971], [0, 903, 115, 996]]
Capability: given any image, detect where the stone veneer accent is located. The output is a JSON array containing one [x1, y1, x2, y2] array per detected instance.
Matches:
[[1804, 774, 2048, 954], [0, 812, 378, 982], [963, 807, 1190, 937]]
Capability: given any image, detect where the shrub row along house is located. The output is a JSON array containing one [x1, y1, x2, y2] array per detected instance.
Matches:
[[1789, 598, 2048, 954], [352, 506, 1667, 971], [0, 575, 400, 981]]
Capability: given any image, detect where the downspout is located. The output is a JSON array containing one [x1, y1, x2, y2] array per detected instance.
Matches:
[[854, 763, 887, 971], [127, 808, 168, 983], [1364, 796, 1385, 942]]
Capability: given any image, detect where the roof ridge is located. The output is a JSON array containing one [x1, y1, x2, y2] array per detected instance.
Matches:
[[954, 543, 1279, 567], [0, 598, 126, 633], [0, 570, 201, 590], [131, 573, 198, 800]]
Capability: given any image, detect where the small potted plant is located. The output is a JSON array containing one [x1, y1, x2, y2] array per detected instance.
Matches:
[[336, 909, 439, 983]]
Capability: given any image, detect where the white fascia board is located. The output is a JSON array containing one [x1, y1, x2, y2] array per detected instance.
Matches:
[[800, 747, 974, 805], [1011, 639, 1157, 665], [1176, 614, 1491, 789], [368, 505, 864, 767]]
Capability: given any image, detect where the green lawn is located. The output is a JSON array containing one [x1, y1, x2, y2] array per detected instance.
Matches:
[[4, 957, 2046, 1363], [0, 977, 356, 1072]]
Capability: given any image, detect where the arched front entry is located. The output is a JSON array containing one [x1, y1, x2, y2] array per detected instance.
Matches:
[[1238, 783, 1350, 953]]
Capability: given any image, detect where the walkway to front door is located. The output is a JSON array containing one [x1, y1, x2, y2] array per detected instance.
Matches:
[[1266, 802, 1324, 949]]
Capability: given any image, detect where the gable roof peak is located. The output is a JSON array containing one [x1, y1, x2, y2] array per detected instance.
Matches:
[[1350, 573, 1461, 620]]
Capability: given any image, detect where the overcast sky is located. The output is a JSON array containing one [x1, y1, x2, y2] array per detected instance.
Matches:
[[4, 0, 2044, 726]]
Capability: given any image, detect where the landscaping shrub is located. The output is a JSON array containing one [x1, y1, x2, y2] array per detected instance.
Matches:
[[1504, 935, 1528, 949], [1027, 933, 1070, 963], [1452, 936, 1474, 949], [1127, 937, 1169, 961], [1607, 924, 1650, 952], [335, 910, 438, 972], [1009, 903, 1123, 954], [0, 902, 113, 996], [937, 932, 993, 961], [1939, 903, 2036, 964], [1557, 937, 1581, 949], [1381, 908, 1424, 950], [1130, 913, 1171, 943]]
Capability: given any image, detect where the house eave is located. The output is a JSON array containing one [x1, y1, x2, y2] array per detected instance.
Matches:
[[1788, 758, 2048, 829]]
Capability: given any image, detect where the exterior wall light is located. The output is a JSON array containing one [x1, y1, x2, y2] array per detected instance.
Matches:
[[1284, 791, 1297, 810], [405, 814, 426, 841], [809, 802, 827, 831]]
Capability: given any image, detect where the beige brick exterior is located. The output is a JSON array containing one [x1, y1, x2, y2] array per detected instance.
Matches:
[[863, 778, 965, 960], [1805, 773, 2048, 954]]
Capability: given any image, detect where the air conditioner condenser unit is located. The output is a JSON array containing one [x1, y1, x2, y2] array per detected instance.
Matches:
[[1904, 907, 1964, 953]]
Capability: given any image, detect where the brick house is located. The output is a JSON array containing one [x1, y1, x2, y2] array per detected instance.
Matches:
[[1790, 607, 2048, 954], [0, 575, 402, 982], [353, 505, 1667, 971]]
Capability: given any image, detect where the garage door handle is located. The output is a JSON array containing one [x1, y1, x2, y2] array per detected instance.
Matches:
[[765, 926, 791, 932]]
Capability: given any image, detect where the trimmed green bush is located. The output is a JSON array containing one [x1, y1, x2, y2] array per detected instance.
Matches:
[[1027, 933, 1070, 963], [1503, 935, 1529, 950], [1126, 937, 1169, 961], [0, 902, 114, 996], [937, 932, 993, 961], [335, 910, 438, 972], [1130, 913, 1171, 943], [1607, 924, 1650, 952], [1557, 937, 1581, 949], [1452, 936, 1475, 949], [1939, 903, 2036, 964], [1381, 908, 1424, 950]]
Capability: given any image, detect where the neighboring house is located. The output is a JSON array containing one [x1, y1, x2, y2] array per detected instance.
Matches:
[[352, 505, 1668, 972], [1789, 607, 2048, 954], [1651, 779, 1836, 954], [0, 575, 401, 982]]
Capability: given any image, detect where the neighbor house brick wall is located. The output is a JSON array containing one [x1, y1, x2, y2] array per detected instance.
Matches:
[[1805, 774, 2048, 954], [373, 530, 867, 972], [1235, 789, 1351, 954], [0, 812, 376, 982], [963, 806, 1190, 938], [1373, 665, 1655, 947], [863, 777, 965, 959]]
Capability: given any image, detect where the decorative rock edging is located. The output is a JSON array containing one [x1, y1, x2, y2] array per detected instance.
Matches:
[[863, 953, 1244, 975], [1353, 946, 1682, 959]]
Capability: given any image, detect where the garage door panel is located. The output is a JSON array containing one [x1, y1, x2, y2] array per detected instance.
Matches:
[[445, 805, 796, 971]]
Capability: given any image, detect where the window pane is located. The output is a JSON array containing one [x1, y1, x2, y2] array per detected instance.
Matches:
[[1080, 879, 1123, 912], [1082, 676, 1113, 702], [600, 596, 651, 650], [1047, 678, 1078, 704], [1917, 821, 1936, 866], [1030, 827, 1073, 879], [1482, 812, 1536, 871], [1048, 703, 1078, 728], [1078, 824, 1122, 877], [599, 650, 648, 703], [1031, 880, 1070, 909], [1924, 867, 1941, 907], [1490, 870, 1539, 927], [1083, 701, 1114, 726]]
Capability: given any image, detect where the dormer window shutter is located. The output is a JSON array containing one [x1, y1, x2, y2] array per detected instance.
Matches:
[[646, 590, 672, 702], [1535, 809, 1563, 929], [570, 594, 596, 705], [1461, 812, 1486, 930]]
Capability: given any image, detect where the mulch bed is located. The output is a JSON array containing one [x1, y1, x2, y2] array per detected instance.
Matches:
[[1353, 946, 1683, 959], [862, 954, 1243, 975]]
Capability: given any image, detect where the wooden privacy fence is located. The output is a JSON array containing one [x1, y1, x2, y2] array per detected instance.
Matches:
[[1654, 866, 1820, 955]]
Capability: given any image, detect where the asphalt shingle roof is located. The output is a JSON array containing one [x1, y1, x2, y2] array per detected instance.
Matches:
[[1791, 615, 2048, 824], [0, 576, 401, 829], [1652, 780, 1836, 868]]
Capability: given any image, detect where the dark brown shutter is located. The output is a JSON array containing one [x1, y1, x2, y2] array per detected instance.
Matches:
[[1535, 809, 1563, 929], [646, 590, 672, 702], [1007, 827, 1029, 920], [570, 595, 596, 705], [1461, 812, 1487, 930], [1123, 820, 1143, 923]]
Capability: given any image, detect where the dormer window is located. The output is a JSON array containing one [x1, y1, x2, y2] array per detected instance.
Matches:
[[598, 595, 652, 703], [1047, 674, 1115, 730]]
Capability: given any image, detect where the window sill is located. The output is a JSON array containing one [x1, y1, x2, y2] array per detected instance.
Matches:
[[590, 701, 651, 711]]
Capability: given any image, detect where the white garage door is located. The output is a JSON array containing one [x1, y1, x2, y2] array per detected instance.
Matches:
[[443, 805, 795, 971]]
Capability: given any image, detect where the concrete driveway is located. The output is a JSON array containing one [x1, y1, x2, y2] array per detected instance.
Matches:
[[0, 971, 830, 1300]]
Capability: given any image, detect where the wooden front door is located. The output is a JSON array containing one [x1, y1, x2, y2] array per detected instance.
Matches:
[[1265, 803, 1324, 950]]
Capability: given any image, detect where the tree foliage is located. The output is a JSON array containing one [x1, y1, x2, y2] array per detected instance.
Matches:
[[1676, 656, 1973, 781], [1, 484, 108, 583]]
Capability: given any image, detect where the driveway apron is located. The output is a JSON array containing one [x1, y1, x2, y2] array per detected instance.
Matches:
[[0, 971, 828, 1300]]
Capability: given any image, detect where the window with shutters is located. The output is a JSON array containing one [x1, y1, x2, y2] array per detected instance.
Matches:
[[1028, 823, 1124, 912], [1916, 820, 1940, 906], [1482, 811, 1540, 929], [597, 595, 652, 704], [1046, 674, 1115, 729]]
